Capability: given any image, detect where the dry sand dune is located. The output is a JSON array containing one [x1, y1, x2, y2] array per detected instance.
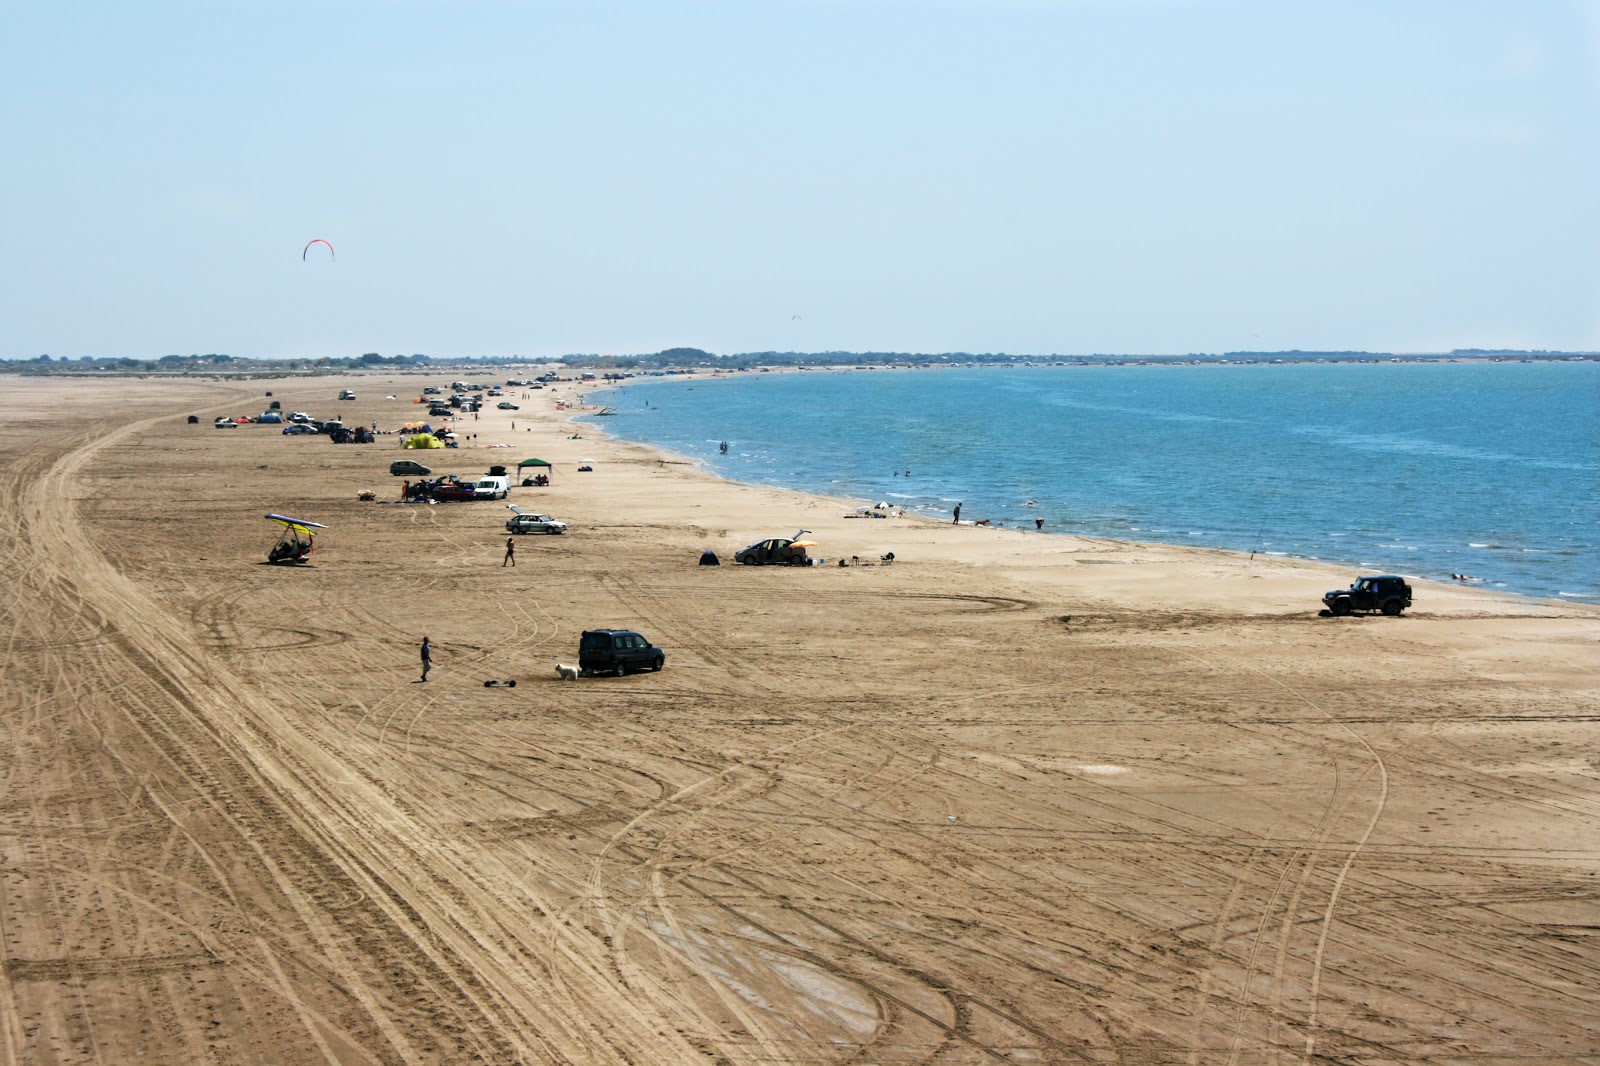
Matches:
[[1, 373, 1596, 1064]]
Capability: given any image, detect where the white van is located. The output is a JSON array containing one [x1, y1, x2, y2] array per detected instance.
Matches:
[[471, 475, 510, 500]]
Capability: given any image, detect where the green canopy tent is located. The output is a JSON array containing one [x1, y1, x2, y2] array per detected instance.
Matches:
[[517, 457, 555, 483]]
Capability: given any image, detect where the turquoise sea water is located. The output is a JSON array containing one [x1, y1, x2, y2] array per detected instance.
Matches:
[[587, 363, 1599, 602]]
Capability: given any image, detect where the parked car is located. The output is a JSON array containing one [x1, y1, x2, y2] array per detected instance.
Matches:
[[431, 478, 479, 502], [1322, 575, 1413, 617], [214, 418, 239, 429], [282, 423, 318, 435], [506, 510, 567, 535], [497, 401, 519, 410], [579, 629, 664, 676], [734, 532, 813, 566], [390, 459, 433, 476], [288, 411, 313, 423], [338, 389, 356, 400]]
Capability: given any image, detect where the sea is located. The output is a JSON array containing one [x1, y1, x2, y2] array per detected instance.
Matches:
[[586, 362, 1599, 603]]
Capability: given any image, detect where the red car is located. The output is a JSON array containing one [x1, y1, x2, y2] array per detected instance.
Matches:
[[430, 479, 479, 502]]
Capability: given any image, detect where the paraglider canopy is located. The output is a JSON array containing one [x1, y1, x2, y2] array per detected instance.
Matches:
[[302, 239, 335, 261]]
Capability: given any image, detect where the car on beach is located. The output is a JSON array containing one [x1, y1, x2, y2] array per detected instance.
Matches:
[[282, 423, 318, 435], [431, 481, 478, 502], [578, 629, 664, 676], [214, 418, 239, 429], [497, 401, 519, 410], [1322, 575, 1412, 616], [390, 459, 433, 476], [506, 512, 567, 535], [734, 533, 813, 566]]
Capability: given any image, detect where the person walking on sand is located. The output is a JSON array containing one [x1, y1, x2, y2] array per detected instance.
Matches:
[[419, 635, 432, 682], [503, 536, 515, 567], [953, 502, 962, 524]]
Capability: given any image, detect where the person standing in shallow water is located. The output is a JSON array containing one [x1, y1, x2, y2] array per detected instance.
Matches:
[[420, 636, 432, 682]]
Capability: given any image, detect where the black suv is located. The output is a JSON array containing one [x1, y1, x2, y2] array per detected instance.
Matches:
[[579, 629, 665, 676], [1322, 575, 1412, 617]]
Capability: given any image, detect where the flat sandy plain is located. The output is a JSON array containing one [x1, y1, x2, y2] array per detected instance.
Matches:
[[1, 373, 1596, 1065]]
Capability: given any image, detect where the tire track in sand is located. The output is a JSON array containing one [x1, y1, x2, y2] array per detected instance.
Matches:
[[26, 408, 716, 1064]]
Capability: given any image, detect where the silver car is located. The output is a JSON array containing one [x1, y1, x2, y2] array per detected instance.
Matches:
[[505, 508, 568, 535]]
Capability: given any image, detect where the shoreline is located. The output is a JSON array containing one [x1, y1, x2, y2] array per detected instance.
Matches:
[[559, 374, 1596, 616]]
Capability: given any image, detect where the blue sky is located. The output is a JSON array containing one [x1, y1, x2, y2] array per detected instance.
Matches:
[[4, 1, 1598, 359]]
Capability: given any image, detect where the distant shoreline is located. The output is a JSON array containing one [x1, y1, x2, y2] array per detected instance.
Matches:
[[4, 350, 1597, 380]]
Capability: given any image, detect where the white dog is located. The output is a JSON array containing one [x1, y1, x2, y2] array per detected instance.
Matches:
[[555, 663, 580, 681]]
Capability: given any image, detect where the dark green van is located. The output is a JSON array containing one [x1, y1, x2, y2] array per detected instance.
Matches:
[[579, 629, 665, 676]]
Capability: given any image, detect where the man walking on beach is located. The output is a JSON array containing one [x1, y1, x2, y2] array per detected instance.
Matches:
[[503, 537, 515, 567], [419, 635, 432, 682], [953, 502, 962, 524]]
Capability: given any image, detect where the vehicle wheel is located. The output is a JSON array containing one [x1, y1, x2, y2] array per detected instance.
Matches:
[[789, 555, 806, 566], [1381, 599, 1403, 616], [1330, 600, 1351, 616], [741, 556, 758, 565], [614, 662, 627, 677], [651, 659, 662, 672]]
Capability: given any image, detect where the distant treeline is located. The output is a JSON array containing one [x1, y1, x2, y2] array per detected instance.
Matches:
[[4, 347, 1594, 377]]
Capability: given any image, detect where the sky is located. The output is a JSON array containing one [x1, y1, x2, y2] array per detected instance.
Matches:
[[4, 0, 1599, 360]]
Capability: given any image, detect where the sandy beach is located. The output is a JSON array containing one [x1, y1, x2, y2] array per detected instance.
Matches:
[[2, 371, 1596, 1065]]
